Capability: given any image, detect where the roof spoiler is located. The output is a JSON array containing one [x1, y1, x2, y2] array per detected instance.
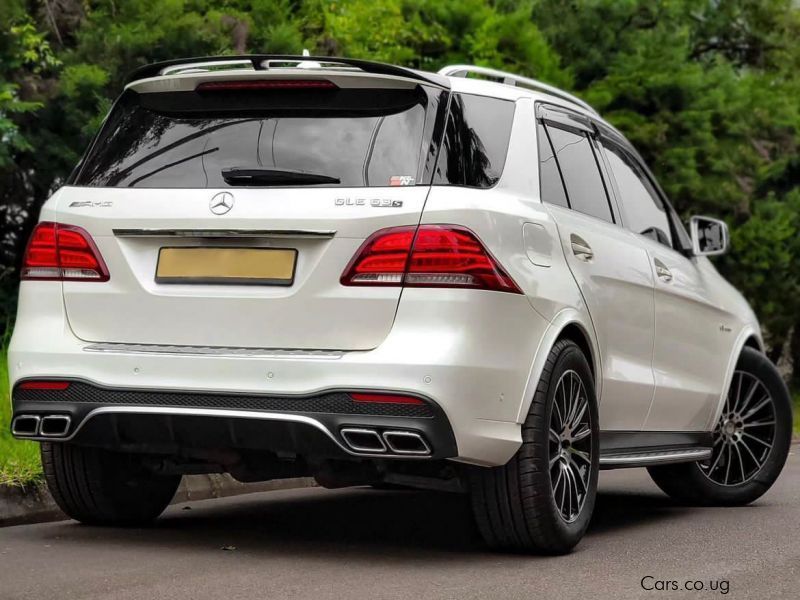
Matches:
[[125, 55, 450, 88]]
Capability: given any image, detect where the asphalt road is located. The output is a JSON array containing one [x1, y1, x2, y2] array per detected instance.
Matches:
[[1, 447, 798, 600]]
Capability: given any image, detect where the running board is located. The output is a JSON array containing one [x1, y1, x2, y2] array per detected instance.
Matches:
[[599, 447, 712, 469]]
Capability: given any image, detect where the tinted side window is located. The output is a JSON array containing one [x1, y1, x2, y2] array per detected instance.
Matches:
[[434, 93, 515, 188], [545, 126, 613, 223], [537, 123, 569, 208], [604, 144, 673, 247]]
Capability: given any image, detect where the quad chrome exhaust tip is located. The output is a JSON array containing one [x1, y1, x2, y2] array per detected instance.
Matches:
[[40, 415, 72, 437], [11, 414, 71, 438], [340, 428, 387, 453], [340, 427, 431, 456], [382, 431, 431, 455], [11, 414, 41, 437]]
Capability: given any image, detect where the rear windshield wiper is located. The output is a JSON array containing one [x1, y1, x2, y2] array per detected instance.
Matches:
[[221, 167, 340, 186]]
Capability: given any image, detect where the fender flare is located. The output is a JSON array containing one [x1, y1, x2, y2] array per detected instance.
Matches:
[[515, 308, 602, 423], [707, 325, 765, 430]]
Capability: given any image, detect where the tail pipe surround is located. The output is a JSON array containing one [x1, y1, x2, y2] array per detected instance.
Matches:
[[340, 427, 431, 456], [11, 414, 71, 438]]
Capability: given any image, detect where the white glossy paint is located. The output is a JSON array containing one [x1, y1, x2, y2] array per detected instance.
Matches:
[[7, 67, 761, 466], [544, 204, 657, 431]]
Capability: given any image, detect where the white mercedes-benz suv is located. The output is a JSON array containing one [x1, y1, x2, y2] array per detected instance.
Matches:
[[8, 55, 792, 554]]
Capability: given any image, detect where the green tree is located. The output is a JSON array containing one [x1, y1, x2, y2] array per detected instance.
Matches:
[[0, 0, 799, 380]]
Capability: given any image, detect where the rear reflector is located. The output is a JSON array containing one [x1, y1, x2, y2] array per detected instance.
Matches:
[[18, 381, 71, 391], [196, 80, 337, 92], [21, 222, 109, 282], [350, 393, 425, 406], [341, 225, 521, 293]]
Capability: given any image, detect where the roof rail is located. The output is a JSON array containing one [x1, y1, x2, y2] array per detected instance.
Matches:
[[126, 55, 450, 88], [438, 64, 597, 115]]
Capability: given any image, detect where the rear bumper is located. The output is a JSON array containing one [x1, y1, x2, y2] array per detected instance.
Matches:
[[8, 285, 550, 466], [11, 380, 457, 460]]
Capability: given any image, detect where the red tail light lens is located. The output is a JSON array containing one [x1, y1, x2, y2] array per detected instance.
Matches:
[[196, 80, 337, 92], [350, 392, 425, 406], [18, 381, 71, 391], [21, 222, 109, 282], [341, 225, 521, 293]]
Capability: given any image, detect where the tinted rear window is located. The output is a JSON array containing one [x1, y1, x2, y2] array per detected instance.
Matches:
[[545, 125, 614, 223], [433, 93, 515, 188], [74, 86, 439, 188], [537, 123, 569, 208]]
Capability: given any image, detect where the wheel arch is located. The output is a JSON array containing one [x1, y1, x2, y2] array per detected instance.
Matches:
[[516, 309, 601, 424], [707, 325, 765, 430]]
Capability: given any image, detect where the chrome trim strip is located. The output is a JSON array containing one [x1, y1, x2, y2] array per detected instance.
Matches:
[[83, 343, 344, 360], [19, 407, 408, 459], [599, 448, 712, 467], [112, 229, 336, 239], [20, 407, 431, 460]]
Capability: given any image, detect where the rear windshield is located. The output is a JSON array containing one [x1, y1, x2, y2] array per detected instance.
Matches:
[[74, 85, 443, 188]]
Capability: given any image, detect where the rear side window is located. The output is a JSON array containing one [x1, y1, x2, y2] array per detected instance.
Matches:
[[537, 123, 569, 208], [433, 93, 515, 188], [603, 143, 673, 247], [545, 125, 613, 223], [74, 86, 439, 188]]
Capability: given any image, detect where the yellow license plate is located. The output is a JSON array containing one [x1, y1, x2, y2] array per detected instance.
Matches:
[[155, 247, 297, 285]]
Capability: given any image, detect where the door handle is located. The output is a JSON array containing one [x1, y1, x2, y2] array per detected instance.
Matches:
[[570, 234, 594, 261], [654, 258, 673, 282]]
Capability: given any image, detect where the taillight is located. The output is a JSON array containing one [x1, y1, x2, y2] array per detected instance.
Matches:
[[21, 222, 109, 282], [196, 80, 337, 92], [341, 225, 522, 293]]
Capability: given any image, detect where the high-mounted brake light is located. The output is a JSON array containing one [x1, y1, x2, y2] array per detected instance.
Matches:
[[196, 79, 338, 92], [21, 222, 109, 282], [341, 225, 522, 293]]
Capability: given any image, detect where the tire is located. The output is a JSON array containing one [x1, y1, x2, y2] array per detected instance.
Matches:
[[648, 347, 792, 506], [41, 442, 181, 526], [469, 339, 599, 554]]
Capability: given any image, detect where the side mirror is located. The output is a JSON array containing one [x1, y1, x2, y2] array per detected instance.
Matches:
[[689, 216, 729, 257]]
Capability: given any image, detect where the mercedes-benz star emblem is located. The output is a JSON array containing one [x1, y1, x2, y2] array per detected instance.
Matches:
[[209, 191, 235, 215]]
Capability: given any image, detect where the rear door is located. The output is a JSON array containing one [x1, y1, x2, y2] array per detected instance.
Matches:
[[57, 73, 447, 350], [537, 106, 656, 431]]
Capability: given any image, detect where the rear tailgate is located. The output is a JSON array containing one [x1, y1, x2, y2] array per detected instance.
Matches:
[[58, 71, 446, 350]]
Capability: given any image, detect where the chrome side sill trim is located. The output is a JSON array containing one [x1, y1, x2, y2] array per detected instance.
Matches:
[[112, 229, 336, 239], [599, 448, 712, 468], [83, 343, 344, 360]]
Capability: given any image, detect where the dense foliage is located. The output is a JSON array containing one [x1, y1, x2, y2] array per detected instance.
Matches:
[[1, 0, 799, 380]]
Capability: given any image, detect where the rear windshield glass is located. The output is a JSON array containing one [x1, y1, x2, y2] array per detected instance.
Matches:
[[74, 85, 440, 188], [433, 93, 515, 188]]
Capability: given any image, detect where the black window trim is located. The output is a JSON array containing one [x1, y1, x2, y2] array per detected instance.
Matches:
[[535, 101, 619, 225], [538, 121, 571, 210], [595, 123, 693, 256]]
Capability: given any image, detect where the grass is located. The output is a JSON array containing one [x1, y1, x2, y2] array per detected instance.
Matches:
[[794, 390, 800, 437], [0, 341, 43, 488]]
